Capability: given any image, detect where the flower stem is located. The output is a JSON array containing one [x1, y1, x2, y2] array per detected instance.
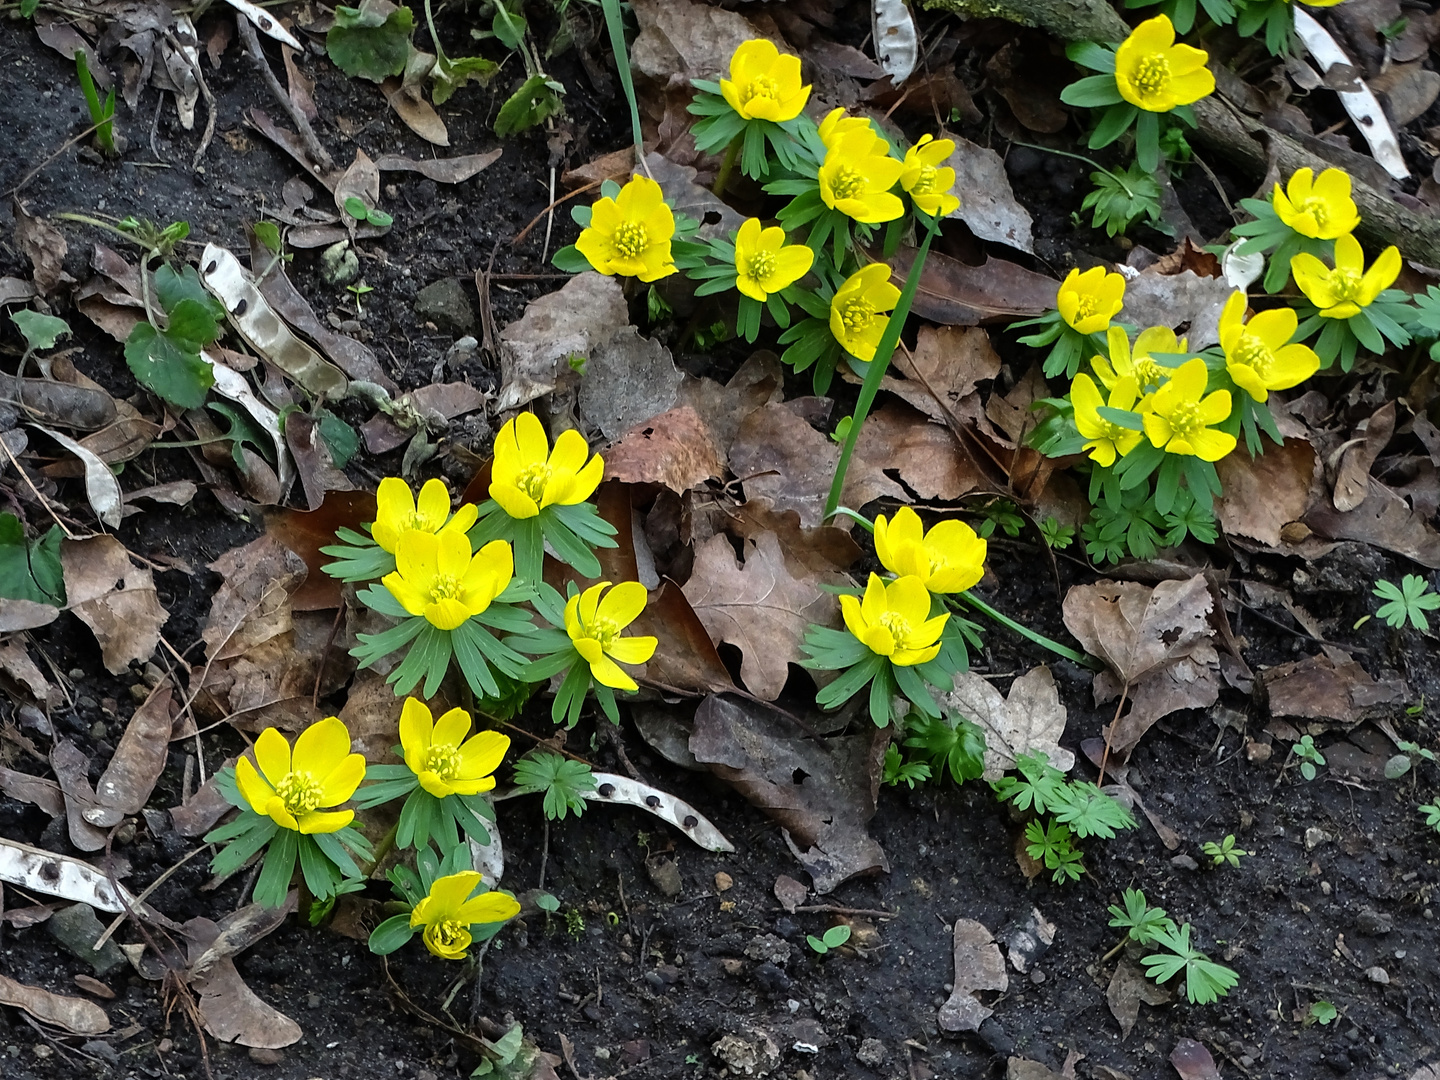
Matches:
[[953, 592, 1100, 669], [713, 136, 741, 198], [823, 220, 939, 522], [361, 820, 400, 878]]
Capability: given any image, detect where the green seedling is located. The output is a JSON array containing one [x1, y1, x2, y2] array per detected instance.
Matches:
[[1389, 739, 1437, 783], [806, 924, 851, 955], [1373, 575, 1440, 632], [534, 892, 560, 912], [881, 745, 931, 789], [1200, 834, 1249, 868], [1142, 922, 1240, 1005], [994, 752, 1136, 884], [1082, 161, 1164, 239], [1291, 735, 1326, 781], [1308, 1000, 1339, 1026], [1108, 887, 1172, 945], [342, 197, 394, 229], [564, 909, 585, 938], [511, 752, 595, 821], [1420, 801, 1440, 834], [904, 713, 985, 786], [974, 498, 1024, 539], [75, 51, 118, 157], [1039, 516, 1075, 550], [347, 281, 375, 315], [1025, 819, 1084, 883], [0, 513, 65, 606]]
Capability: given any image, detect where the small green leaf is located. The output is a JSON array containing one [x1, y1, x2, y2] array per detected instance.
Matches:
[[821, 925, 851, 948], [327, 0, 415, 82], [253, 221, 283, 254], [344, 196, 370, 220], [10, 310, 70, 352], [164, 297, 222, 351], [125, 322, 215, 409], [366, 208, 394, 228], [495, 74, 565, 137], [0, 515, 64, 605]]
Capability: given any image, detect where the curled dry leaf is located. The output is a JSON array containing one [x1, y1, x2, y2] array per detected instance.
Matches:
[[0, 371, 119, 431], [382, 75, 449, 145], [632, 581, 736, 695], [604, 405, 727, 494], [0, 598, 60, 633], [374, 150, 502, 183], [886, 246, 1055, 325], [265, 491, 378, 611], [0, 766, 63, 817], [469, 818, 505, 888], [943, 139, 1035, 253], [285, 411, 352, 511], [689, 694, 889, 894], [61, 536, 168, 675], [682, 532, 835, 701], [0, 837, 139, 913], [1107, 957, 1171, 1039], [14, 201, 69, 298], [586, 772, 734, 852], [1118, 266, 1233, 349], [332, 147, 383, 223], [1304, 478, 1440, 568], [51, 738, 108, 851], [209, 355, 295, 493], [86, 683, 174, 827], [1333, 401, 1395, 513], [32, 424, 123, 528], [937, 919, 1008, 1033], [940, 666, 1074, 781], [1263, 648, 1409, 725], [1170, 1038, 1223, 1080], [0, 973, 109, 1035], [496, 272, 628, 413]]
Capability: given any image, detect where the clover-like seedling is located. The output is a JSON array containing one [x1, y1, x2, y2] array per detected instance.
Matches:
[[1108, 887, 1172, 946], [511, 752, 595, 821], [1201, 834, 1249, 868], [806, 925, 851, 955], [1291, 735, 1326, 781], [342, 196, 394, 229], [1309, 1000, 1339, 1026], [1374, 575, 1440, 632], [1141, 922, 1239, 1005], [1420, 801, 1440, 835]]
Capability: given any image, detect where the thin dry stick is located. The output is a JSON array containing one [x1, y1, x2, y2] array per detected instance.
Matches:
[[541, 164, 558, 263], [163, 29, 217, 171], [234, 12, 333, 172], [94, 844, 210, 949], [1096, 680, 1130, 788], [0, 437, 76, 539], [5, 122, 104, 198], [512, 178, 601, 246]]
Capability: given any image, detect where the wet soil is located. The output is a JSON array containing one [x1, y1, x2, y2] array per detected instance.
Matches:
[[0, 6, 1438, 1080]]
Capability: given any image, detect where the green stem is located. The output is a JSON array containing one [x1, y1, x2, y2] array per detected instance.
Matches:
[[823, 220, 939, 521], [955, 592, 1100, 669], [360, 820, 400, 878], [423, 0, 449, 65], [1008, 139, 1135, 194], [713, 136, 740, 198], [600, 0, 644, 163]]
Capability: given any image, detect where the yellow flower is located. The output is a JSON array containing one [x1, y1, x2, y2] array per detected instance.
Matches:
[[818, 129, 905, 224], [565, 581, 657, 692], [719, 39, 810, 122], [734, 218, 814, 302], [1114, 15, 1214, 112], [1092, 325, 1189, 392], [1057, 266, 1126, 336], [1217, 291, 1320, 403], [830, 263, 900, 363], [382, 531, 513, 631], [900, 135, 960, 217], [399, 698, 509, 800], [409, 871, 520, 960], [818, 107, 871, 150], [490, 412, 604, 520], [873, 507, 986, 594], [235, 717, 365, 834], [841, 574, 948, 666], [1071, 373, 1145, 467], [1142, 357, 1236, 461], [372, 477, 478, 555], [1272, 168, 1360, 240], [575, 175, 676, 282], [1290, 232, 1401, 319]]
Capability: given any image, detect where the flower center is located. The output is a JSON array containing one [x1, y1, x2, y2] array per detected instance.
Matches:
[[1330, 267, 1363, 302], [743, 76, 778, 104], [427, 920, 468, 951], [515, 462, 552, 502], [429, 573, 461, 605], [911, 164, 940, 195], [1165, 400, 1204, 440], [839, 297, 876, 334], [1233, 334, 1273, 376], [877, 610, 913, 643], [1074, 294, 1101, 319], [425, 744, 461, 780], [275, 771, 322, 816], [612, 221, 649, 259], [1133, 356, 1168, 388], [747, 249, 777, 284], [1132, 54, 1171, 100], [1296, 197, 1329, 231], [584, 615, 621, 650], [830, 165, 866, 201]]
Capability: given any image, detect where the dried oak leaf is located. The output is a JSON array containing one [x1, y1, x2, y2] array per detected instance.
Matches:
[[674, 351, 785, 458], [883, 325, 1000, 424], [603, 405, 725, 493], [630, 0, 769, 82], [939, 666, 1073, 780], [689, 694, 888, 894], [1333, 401, 1395, 513], [14, 200, 69, 297], [688, 497, 861, 577], [496, 272, 628, 412], [61, 536, 168, 675], [1304, 477, 1440, 568], [937, 919, 1008, 1032], [682, 531, 834, 701]]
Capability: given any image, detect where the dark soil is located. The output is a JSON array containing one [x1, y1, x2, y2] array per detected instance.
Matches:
[[1, 6, 1439, 1080]]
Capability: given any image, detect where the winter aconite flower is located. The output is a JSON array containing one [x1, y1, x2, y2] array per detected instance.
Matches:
[[383, 531, 513, 631], [235, 717, 365, 834], [873, 507, 986, 595], [1290, 233, 1401, 319], [490, 412, 604, 520], [575, 175, 676, 282], [1217, 291, 1320, 402], [1071, 373, 1145, 467], [1092, 325, 1189, 391], [372, 477, 477, 555], [900, 135, 960, 217], [830, 263, 900, 363], [565, 581, 657, 691], [734, 218, 814, 302], [818, 107, 871, 150], [1272, 168, 1360, 240], [1114, 15, 1214, 112], [841, 574, 948, 666], [410, 871, 521, 960], [399, 698, 509, 799], [719, 39, 810, 122], [819, 129, 905, 224], [1057, 266, 1126, 336], [1142, 358, 1236, 461]]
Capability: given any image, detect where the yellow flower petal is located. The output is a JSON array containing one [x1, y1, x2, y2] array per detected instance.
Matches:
[[253, 727, 292, 787], [293, 716, 351, 779], [432, 706, 472, 750]]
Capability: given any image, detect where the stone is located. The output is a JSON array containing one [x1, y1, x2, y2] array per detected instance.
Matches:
[[1306, 827, 1333, 852], [711, 1028, 781, 1077], [48, 903, 125, 975], [248, 1047, 286, 1065], [1356, 908, 1393, 936], [414, 278, 475, 335], [715, 871, 734, 892], [1171, 854, 1200, 871], [744, 933, 792, 965], [856, 1038, 888, 1068], [1365, 966, 1390, 985], [319, 241, 359, 287]]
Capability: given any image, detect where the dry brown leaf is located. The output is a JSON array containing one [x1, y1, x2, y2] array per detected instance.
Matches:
[[1334, 400, 1395, 512], [1263, 649, 1409, 725], [285, 411, 352, 511], [1215, 438, 1319, 547], [0, 973, 109, 1035], [984, 364, 1050, 445], [939, 667, 1073, 780], [50, 739, 108, 852], [1304, 478, 1440, 567], [942, 138, 1035, 252], [850, 402, 986, 504], [689, 497, 862, 577], [87, 682, 173, 827], [689, 694, 888, 894], [674, 352, 785, 457], [1170, 1039, 1222, 1080], [193, 956, 301, 1048], [885, 325, 1001, 423], [630, 0, 769, 83], [0, 640, 54, 708], [604, 406, 726, 493], [337, 671, 417, 765], [496, 272, 628, 413], [61, 537, 168, 675], [332, 147, 383, 222], [374, 149, 502, 183], [1096, 647, 1220, 753], [264, 491, 377, 611], [14, 201, 69, 297], [729, 401, 840, 528], [0, 766, 63, 817], [887, 246, 1055, 325], [629, 582, 735, 695], [577, 327, 684, 441], [1106, 957, 1170, 1039], [682, 532, 833, 701], [937, 919, 1008, 1032], [1120, 266, 1233, 348]]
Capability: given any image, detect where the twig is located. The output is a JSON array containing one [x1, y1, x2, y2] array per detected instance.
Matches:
[[234, 13, 333, 172], [163, 29, 216, 171], [512, 179, 600, 247], [0, 437, 76, 539], [541, 164, 557, 264], [787, 904, 898, 920], [94, 844, 210, 949], [537, 818, 550, 892], [1097, 680, 1130, 788]]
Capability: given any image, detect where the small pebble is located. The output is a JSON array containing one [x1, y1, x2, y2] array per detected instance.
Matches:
[[1365, 966, 1390, 985], [1305, 826, 1333, 851], [1029, 968, 1046, 984], [715, 872, 734, 892], [1171, 854, 1199, 871], [248, 1047, 285, 1065]]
